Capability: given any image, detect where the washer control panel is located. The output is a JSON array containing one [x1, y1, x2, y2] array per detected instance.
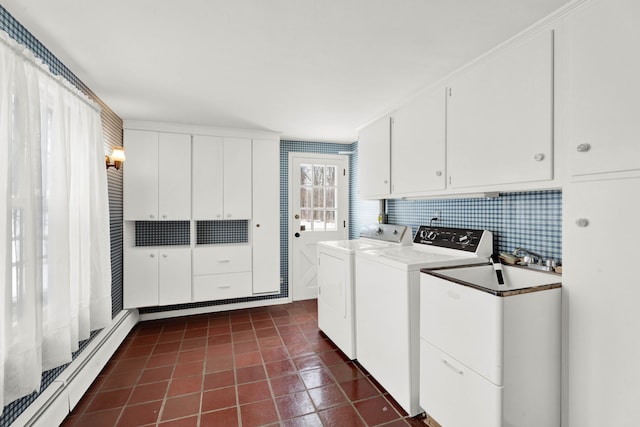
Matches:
[[360, 224, 411, 244], [413, 226, 488, 252]]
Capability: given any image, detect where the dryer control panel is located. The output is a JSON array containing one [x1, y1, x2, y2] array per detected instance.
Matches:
[[413, 226, 490, 253]]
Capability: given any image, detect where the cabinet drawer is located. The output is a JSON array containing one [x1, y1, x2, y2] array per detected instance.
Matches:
[[193, 272, 252, 301], [193, 246, 251, 275], [420, 273, 503, 385], [420, 340, 502, 427]]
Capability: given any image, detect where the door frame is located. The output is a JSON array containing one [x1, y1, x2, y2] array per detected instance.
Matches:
[[288, 152, 350, 300]]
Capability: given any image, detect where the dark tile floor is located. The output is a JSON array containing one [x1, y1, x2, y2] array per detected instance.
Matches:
[[62, 300, 426, 426]]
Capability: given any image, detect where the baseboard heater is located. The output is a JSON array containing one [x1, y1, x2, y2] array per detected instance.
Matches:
[[12, 309, 139, 427]]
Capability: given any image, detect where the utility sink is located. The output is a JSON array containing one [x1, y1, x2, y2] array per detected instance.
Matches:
[[421, 263, 561, 296]]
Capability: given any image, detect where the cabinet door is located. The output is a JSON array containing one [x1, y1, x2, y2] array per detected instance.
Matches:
[[391, 87, 446, 195], [447, 29, 554, 189], [192, 135, 224, 219], [158, 132, 191, 220], [223, 138, 252, 219], [252, 138, 280, 294], [123, 249, 159, 308], [568, 0, 640, 177], [158, 248, 191, 306], [123, 130, 158, 220], [564, 177, 640, 426], [358, 116, 391, 199]]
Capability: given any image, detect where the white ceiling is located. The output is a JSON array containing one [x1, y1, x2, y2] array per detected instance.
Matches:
[[2, 0, 568, 142]]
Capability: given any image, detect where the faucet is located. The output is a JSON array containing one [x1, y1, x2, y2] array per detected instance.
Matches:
[[513, 247, 544, 265]]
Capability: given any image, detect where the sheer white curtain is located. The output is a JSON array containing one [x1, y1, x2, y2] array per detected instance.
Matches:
[[0, 31, 112, 412]]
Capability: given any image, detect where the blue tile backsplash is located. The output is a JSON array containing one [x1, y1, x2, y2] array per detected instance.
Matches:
[[386, 191, 562, 262]]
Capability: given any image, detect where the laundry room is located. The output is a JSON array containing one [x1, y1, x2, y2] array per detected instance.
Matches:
[[0, 1, 637, 426]]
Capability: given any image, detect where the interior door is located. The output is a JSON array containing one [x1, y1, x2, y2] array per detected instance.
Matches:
[[289, 153, 348, 301]]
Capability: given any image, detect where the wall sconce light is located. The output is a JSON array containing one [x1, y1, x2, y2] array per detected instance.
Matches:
[[105, 147, 126, 170]]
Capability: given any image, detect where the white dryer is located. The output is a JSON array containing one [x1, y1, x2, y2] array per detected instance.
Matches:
[[317, 224, 411, 360], [355, 226, 494, 416]]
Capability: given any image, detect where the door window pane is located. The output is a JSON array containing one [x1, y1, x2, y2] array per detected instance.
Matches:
[[298, 162, 342, 233], [326, 188, 336, 209], [325, 166, 336, 186], [313, 166, 324, 186], [300, 187, 312, 209], [313, 188, 324, 208], [300, 164, 312, 185], [326, 211, 337, 230]]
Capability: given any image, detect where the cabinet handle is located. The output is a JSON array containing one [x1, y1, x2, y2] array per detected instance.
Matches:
[[435, 171, 442, 177], [442, 358, 464, 375], [256, 224, 261, 228], [227, 214, 232, 218], [218, 284, 231, 289], [575, 218, 590, 227], [216, 214, 222, 218], [149, 214, 155, 219], [576, 143, 591, 153], [162, 254, 167, 258], [218, 259, 231, 263], [162, 214, 167, 219], [150, 253, 155, 258], [446, 290, 460, 300], [533, 153, 545, 161], [383, 180, 388, 184]]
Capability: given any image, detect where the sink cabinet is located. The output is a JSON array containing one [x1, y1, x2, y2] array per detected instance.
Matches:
[[420, 270, 561, 427]]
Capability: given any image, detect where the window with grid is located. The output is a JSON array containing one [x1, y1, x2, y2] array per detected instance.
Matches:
[[299, 163, 338, 231]]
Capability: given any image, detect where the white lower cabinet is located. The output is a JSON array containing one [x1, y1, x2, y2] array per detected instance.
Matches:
[[420, 272, 561, 427], [123, 248, 191, 308], [192, 245, 253, 302], [420, 341, 501, 427], [193, 273, 253, 301]]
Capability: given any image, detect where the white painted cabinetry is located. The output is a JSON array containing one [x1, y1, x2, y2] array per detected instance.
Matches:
[[420, 272, 561, 427], [391, 86, 447, 195], [568, 0, 640, 178], [358, 115, 391, 199], [563, 2, 640, 425], [447, 29, 554, 189], [252, 138, 281, 294], [123, 123, 281, 309], [123, 130, 191, 220], [192, 245, 252, 301], [123, 247, 191, 308], [192, 136, 252, 220]]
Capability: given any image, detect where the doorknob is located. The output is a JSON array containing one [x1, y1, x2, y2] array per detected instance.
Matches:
[[294, 232, 301, 238], [294, 214, 300, 219]]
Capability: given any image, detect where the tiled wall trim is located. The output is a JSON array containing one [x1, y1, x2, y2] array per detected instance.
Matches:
[[0, 5, 124, 425]]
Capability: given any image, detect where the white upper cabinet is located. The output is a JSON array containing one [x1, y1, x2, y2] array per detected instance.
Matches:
[[192, 136, 252, 220], [447, 29, 555, 189], [192, 135, 224, 219], [391, 86, 447, 195], [358, 115, 391, 199], [223, 138, 252, 219], [123, 130, 191, 220], [568, 0, 640, 178]]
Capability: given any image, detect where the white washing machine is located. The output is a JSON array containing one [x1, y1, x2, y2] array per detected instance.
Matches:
[[317, 224, 412, 360], [355, 226, 494, 416]]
